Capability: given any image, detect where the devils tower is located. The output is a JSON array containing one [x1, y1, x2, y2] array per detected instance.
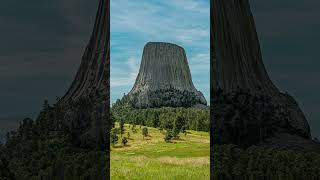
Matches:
[[124, 42, 206, 108], [57, 0, 109, 148], [211, 0, 319, 151]]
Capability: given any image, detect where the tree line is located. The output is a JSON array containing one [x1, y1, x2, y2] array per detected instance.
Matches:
[[0, 98, 108, 180], [117, 87, 206, 108], [111, 105, 209, 132], [212, 144, 320, 180]]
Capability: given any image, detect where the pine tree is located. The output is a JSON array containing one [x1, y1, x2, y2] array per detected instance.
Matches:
[[142, 127, 148, 139]]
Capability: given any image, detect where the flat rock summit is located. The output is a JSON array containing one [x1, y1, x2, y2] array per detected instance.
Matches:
[[125, 42, 207, 108]]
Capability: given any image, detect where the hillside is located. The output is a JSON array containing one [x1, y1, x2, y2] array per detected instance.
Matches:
[[110, 123, 210, 180]]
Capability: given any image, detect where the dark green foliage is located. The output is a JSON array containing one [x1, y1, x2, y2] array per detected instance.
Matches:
[[147, 88, 205, 108], [160, 115, 186, 142], [1, 137, 107, 180], [112, 105, 209, 132], [0, 157, 15, 180], [164, 131, 173, 143], [110, 129, 119, 146], [131, 125, 137, 133], [142, 127, 148, 139], [1, 97, 108, 179], [172, 116, 185, 138], [114, 88, 205, 109], [122, 137, 128, 146], [110, 112, 116, 128], [112, 98, 209, 143], [212, 88, 297, 147], [119, 121, 125, 138], [212, 144, 320, 180]]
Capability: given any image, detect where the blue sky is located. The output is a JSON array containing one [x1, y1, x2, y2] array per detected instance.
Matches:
[[110, 0, 210, 104]]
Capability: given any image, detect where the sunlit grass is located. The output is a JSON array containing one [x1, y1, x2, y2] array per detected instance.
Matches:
[[110, 124, 210, 180]]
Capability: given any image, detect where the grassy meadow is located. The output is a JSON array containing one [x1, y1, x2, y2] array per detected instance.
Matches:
[[110, 123, 210, 180]]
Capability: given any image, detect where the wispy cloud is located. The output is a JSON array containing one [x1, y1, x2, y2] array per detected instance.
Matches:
[[111, 57, 140, 87], [189, 53, 210, 73], [111, 0, 209, 46], [170, 0, 209, 13], [111, 0, 210, 103]]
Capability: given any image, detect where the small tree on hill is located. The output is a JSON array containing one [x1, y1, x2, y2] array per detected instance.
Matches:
[[122, 137, 128, 146], [183, 128, 187, 137], [110, 113, 116, 128], [142, 127, 148, 139], [110, 130, 118, 147], [131, 124, 137, 133], [164, 130, 173, 143], [172, 116, 185, 138], [119, 121, 125, 138]]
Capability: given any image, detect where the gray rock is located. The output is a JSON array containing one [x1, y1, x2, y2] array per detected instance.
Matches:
[[127, 42, 207, 108], [260, 133, 320, 153], [61, 0, 109, 102], [58, 0, 109, 148], [211, 0, 312, 147]]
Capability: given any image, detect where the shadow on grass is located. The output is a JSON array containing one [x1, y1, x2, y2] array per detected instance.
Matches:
[[112, 144, 132, 148]]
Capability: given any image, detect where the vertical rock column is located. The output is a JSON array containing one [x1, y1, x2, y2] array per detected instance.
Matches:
[[127, 42, 207, 108], [211, 0, 278, 96], [211, 0, 311, 143], [60, 0, 110, 149]]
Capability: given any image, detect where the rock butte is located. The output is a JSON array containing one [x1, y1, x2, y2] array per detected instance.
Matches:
[[211, 0, 319, 151], [61, 0, 109, 102], [127, 42, 207, 108], [58, 0, 109, 147]]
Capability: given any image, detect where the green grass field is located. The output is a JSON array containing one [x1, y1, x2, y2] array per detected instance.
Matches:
[[110, 124, 210, 180]]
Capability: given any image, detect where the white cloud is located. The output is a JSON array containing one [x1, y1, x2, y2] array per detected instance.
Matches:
[[111, 0, 209, 47], [170, 0, 209, 13], [111, 57, 140, 87], [175, 28, 209, 44], [189, 53, 210, 73], [128, 57, 140, 82], [110, 0, 210, 101]]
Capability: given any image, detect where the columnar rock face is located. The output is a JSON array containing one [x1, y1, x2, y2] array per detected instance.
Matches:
[[128, 42, 207, 108], [211, 0, 312, 148], [59, 0, 109, 148], [211, 0, 278, 95], [61, 0, 109, 102]]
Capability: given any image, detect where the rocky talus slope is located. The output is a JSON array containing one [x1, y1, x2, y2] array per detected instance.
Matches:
[[126, 42, 207, 108], [211, 0, 318, 151]]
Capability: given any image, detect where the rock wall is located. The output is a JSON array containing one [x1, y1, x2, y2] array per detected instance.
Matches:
[[61, 0, 109, 102], [59, 0, 109, 149], [211, 0, 312, 147], [211, 0, 278, 95], [128, 42, 207, 108]]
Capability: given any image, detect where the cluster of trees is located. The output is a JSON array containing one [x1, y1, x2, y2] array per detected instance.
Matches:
[[110, 120, 149, 147], [110, 121, 130, 147], [112, 105, 209, 133], [161, 115, 187, 142], [1, 138, 107, 179], [147, 88, 205, 108], [0, 98, 108, 179], [116, 87, 205, 108], [111, 94, 209, 143], [211, 87, 304, 147], [111, 103, 209, 143], [212, 144, 320, 180]]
